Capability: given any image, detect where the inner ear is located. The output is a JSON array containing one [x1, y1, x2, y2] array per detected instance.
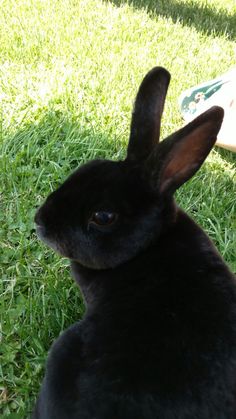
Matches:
[[158, 106, 224, 194], [127, 67, 170, 163]]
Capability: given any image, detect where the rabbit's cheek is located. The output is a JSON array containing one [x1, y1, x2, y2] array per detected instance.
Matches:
[[53, 230, 110, 270]]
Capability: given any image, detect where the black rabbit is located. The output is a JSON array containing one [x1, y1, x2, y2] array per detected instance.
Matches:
[[33, 67, 236, 419]]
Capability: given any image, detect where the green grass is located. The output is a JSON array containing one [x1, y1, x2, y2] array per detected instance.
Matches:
[[1, 0, 235, 416]]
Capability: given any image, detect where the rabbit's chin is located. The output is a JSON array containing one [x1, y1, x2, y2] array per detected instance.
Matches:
[[71, 257, 117, 270], [70, 249, 138, 270]]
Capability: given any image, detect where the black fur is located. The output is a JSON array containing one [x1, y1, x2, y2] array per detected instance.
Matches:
[[33, 67, 236, 418]]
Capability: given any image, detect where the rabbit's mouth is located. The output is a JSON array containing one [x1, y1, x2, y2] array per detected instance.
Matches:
[[35, 224, 46, 241], [35, 223, 65, 256]]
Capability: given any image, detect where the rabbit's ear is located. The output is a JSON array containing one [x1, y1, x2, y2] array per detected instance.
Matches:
[[127, 67, 170, 162], [155, 106, 224, 194]]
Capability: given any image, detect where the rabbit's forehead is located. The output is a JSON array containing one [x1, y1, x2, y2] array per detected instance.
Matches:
[[60, 159, 148, 210], [71, 160, 139, 191]]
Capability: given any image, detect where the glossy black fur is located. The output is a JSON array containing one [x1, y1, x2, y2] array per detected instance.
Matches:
[[33, 67, 236, 418]]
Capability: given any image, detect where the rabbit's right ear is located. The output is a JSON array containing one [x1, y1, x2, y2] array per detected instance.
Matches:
[[127, 67, 171, 162]]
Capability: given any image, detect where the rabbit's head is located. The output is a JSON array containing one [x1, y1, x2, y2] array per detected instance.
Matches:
[[35, 67, 224, 270]]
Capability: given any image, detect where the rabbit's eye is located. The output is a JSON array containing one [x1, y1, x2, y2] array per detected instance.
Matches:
[[89, 211, 118, 227]]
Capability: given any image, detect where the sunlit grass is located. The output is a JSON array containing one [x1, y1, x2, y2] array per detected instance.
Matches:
[[1, 0, 235, 416]]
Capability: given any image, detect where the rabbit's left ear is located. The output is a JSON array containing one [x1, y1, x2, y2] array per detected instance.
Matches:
[[127, 67, 170, 162], [151, 106, 224, 195]]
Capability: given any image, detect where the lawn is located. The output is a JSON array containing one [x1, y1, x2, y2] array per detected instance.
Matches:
[[1, 0, 236, 416]]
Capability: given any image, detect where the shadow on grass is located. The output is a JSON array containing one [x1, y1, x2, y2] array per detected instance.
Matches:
[[108, 0, 236, 40], [2, 111, 125, 417]]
